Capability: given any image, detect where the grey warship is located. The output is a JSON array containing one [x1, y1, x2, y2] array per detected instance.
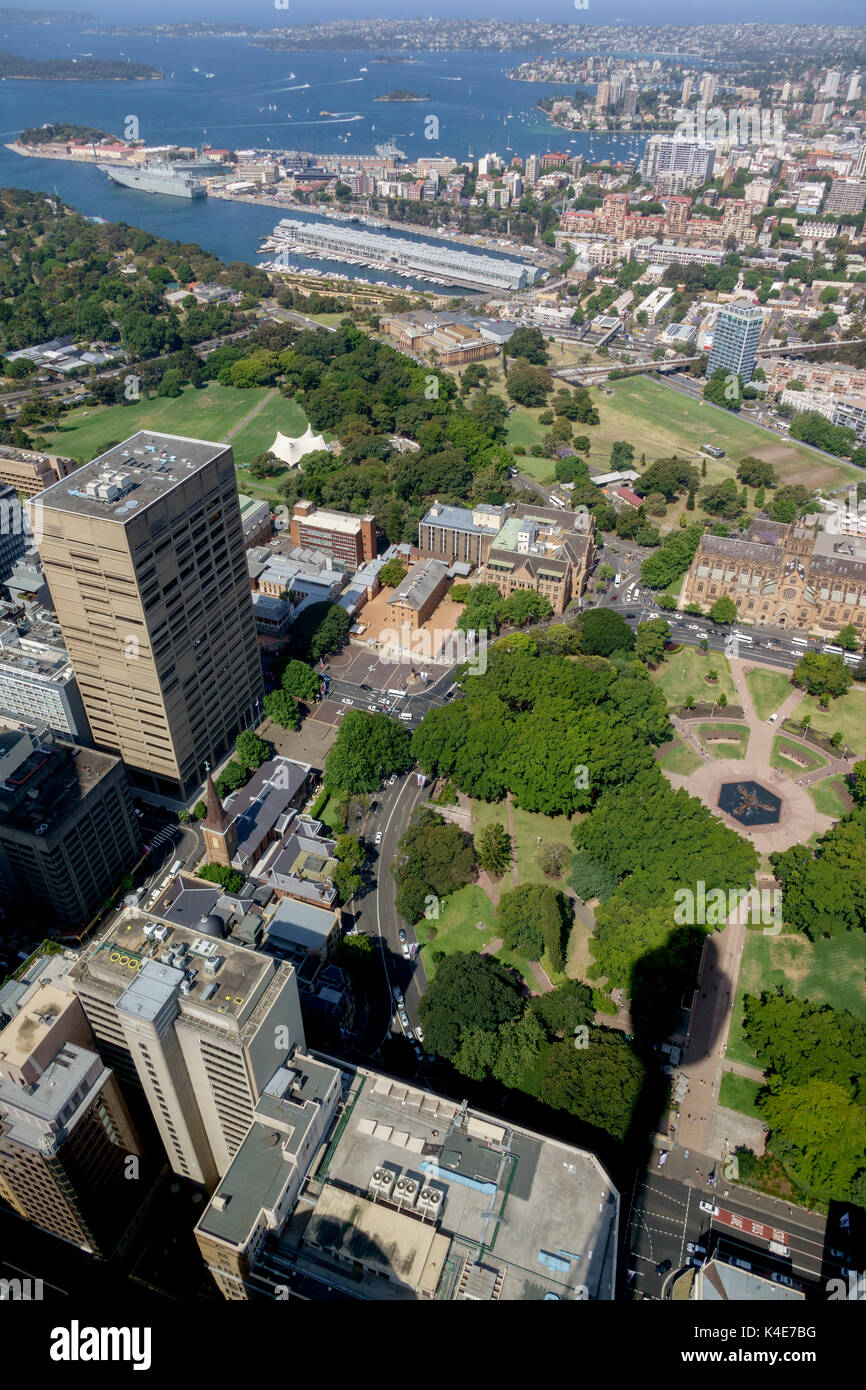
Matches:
[[98, 160, 208, 199]]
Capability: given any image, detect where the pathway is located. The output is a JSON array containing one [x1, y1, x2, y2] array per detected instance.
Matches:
[[222, 386, 279, 443], [505, 794, 519, 886]]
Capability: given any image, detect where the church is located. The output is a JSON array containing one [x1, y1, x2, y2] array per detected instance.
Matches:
[[681, 512, 866, 635]]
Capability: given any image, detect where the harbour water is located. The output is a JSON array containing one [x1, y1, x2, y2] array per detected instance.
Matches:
[[0, 19, 648, 275]]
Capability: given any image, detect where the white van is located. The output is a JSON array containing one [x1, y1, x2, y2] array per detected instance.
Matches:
[[791, 637, 808, 647], [399, 711, 413, 721], [768, 712, 778, 724], [169, 859, 182, 877], [768, 1241, 790, 1258], [614, 572, 622, 588]]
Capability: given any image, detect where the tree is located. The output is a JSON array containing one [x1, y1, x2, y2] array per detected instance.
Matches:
[[502, 590, 552, 627], [325, 710, 411, 794], [701, 479, 744, 519], [281, 659, 321, 704], [530, 980, 594, 1038], [506, 360, 553, 408], [193, 800, 207, 820], [496, 883, 571, 967], [378, 557, 408, 588], [789, 410, 856, 458], [704, 367, 743, 412], [504, 326, 549, 364], [792, 651, 852, 700], [333, 833, 365, 904], [836, 623, 859, 652], [418, 952, 523, 1059], [263, 689, 301, 729], [759, 1077, 866, 1197], [197, 863, 244, 893], [737, 456, 776, 488], [234, 730, 270, 771], [578, 608, 635, 656], [453, 1026, 499, 1081], [537, 842, 571, 879], [709, 595, 738, 624], [215, 759, 248, 796], [635, 618, 670, 666], [492, 1011, 546, 1088], [290, 602, 351, 662], [541, 1029, 644, 1142], [391, 808, 476, 923], [475, 821, 512, 876]]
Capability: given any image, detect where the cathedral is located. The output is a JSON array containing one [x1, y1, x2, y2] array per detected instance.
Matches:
[[681, 512, 866, 635]]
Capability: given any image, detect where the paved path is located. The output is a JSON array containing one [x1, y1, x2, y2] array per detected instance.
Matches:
[[722, 1058, 766, 1083], [222, 386, 279, 442]]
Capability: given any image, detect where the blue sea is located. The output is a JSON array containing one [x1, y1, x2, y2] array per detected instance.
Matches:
[[0, 21, 648, 280]]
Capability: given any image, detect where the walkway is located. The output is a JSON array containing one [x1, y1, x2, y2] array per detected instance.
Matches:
[[222, 386, 279, 442]]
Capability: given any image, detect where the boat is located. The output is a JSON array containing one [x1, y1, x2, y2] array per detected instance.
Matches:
[[375, 138, 406, 159], [204, 73, 215, 79], [359, 67, 367, 73], [98, 161, 207, 200]]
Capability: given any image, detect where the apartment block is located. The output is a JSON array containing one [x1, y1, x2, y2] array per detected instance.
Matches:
[[0, 728, 139, 933], [0, 616, 91, 741], [417, 501, 512, 566], [68, 909, 305, 1189], [706, 303, 764, 383], [37, 433, 264, 799], [0, 482, 30, 593], [0, 984, 143, 1256], [289, 500, 376, 566]]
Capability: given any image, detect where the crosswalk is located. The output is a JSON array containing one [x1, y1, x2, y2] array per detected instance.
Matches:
[[146, 827, 177, 853]]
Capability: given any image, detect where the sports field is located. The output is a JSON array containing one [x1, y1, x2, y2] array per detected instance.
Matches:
[[726, 929, 866, 1067]]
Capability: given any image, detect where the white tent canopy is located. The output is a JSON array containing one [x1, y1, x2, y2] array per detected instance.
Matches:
[[270, 425, 327, 468]]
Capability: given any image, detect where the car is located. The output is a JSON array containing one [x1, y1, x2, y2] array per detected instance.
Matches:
[[133, 808, 144, 818], [374, 830, 383, 846], [413, 1042, 424, 1061], [367, 705, 378, 713], [770, 1272, 796, 1288], [341, 698, 353, 706], [389, 774, 397, 786], [767, 712, 778, 724], [654, 1259, 672, 1275], [398, 1009, 410, 1029], [699, 1201, 719, 1216], [830, 1248, 846, 1260], [414, 1023, 424, 1043], [686, 1243, 706, 1256], [360, 683, 372, 692], [731, 1258, 752, 1271], [398, 928, 407, 943], [401, 943, 411, 959], [626, 612, 637, 620], [392, 986, 404, 1007]]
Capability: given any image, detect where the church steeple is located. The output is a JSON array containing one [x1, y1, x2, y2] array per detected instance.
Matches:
[[200, 768, 237, 867]]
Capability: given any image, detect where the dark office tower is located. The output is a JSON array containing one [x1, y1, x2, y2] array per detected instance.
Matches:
[[37, 433, 264, 798]]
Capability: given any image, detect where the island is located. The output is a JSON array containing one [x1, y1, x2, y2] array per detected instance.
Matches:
[[0, 8, 91, 20], [373, 89, 430, 102], [19, 122, 113, 145], [0, 50, 160, 81]]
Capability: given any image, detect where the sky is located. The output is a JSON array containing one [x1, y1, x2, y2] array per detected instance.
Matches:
[[18, 1, 866, 27]]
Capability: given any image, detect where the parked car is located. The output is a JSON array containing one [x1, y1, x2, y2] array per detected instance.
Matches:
[[341, 697, 353, 706], [414, 1023, 424, 1043], [389, 774, 397, 786], [401, 943, 411, 959], [413, 1042, 424, 1061], [375, 830, 383, 845], [699, 1202, 719, 1216], [686, 1243, 706, 1256], [655, 1259, 672, 1275], [398, 1009, 410, 1029], [398, 928, 407, 943], [360, 683, 372, 692], [770, 1272, 796, 1288], [731, 1257, 752, 1271]]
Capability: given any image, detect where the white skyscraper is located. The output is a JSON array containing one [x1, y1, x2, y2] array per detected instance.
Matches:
[[847, 72, 862, 103], [823, 70, 841, 98], [699, 73, 717, 106]]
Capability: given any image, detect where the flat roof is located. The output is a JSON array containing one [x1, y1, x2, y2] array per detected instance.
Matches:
[[304, 1185, 450, 1295], [116, 958, 184, 1023], [0, 737, 121, 835], [295, 508, 369, 536], [388, 559, 449, 610], [288, 1068, 617, 1300], [0, 1043, 102, 1137], [38, 431, 228, 521], [0, 983, 74, 1068], [267, 898, 338, 950]]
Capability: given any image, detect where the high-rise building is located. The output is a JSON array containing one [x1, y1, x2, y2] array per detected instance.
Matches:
[[0, 615, 91, 742], [525, 154, 540, 185], [0, 984, 143, 1256], [707, 303, 764, 384], [822, 70, 841, 98], [0, 444, 75, 498], [595, 81, 611, 112], [37, 432, 264, 799], [681, 76, 693, 103], [641, 135, 715, 188], [0, 482, 30, 594], [0, 727, 139, 933], [699, 73, 717, 106], [847, 72, 862, 102], [68, 908, 306, 1189]]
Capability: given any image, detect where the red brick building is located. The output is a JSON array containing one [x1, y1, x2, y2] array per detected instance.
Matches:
[[289, 501, 376, 567]]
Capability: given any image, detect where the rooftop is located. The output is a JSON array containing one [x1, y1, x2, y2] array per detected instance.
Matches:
[[387, 559, 449, 611], [0, 732, 120, 836], [294, 507, 372, 536], [38, 432, 228, 521], [266, 897, 339, 953]]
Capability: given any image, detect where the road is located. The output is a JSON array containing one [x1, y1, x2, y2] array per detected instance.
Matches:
[[625, 1165, 852, 1300]]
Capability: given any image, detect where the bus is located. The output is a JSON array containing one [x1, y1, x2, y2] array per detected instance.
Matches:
[[701, 444, 726, 459]]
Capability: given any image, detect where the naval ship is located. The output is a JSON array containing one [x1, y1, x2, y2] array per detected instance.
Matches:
[[98, 160, 209, 199], [374, 138, 407, 161]]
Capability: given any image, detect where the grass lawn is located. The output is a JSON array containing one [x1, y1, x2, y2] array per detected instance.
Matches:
[[651, 645, 736, 708], [790, 690, 866, 756], [771, 735, 828, 777], [746, 667, 792, 722], [657, 739, 702, 775], [228, 394, 310, 465], [471, 799, 575, 886], [727, 929, 866, 1067], [599, 377, 859, 503], [417, 882, 538, 991], [40, 383, 273, 462], [719, 1072, 763, 1118], [807, 777, 852, 819], [698, 722, 749, 758]]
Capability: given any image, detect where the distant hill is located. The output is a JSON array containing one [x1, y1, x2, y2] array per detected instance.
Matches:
[[0, 49, 159, 81]]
